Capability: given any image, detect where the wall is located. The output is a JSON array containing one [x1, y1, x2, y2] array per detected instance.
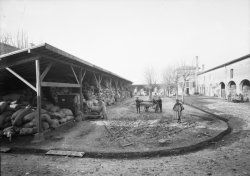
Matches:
[[198, 56, 250, 99]]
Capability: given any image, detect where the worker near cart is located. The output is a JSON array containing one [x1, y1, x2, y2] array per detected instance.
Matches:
[[157, 96, 162, 113], [173, 99, 184, 123], [135, 97, 142, 113], [97, 96, 108, 119], [152, 95, 159, 113]]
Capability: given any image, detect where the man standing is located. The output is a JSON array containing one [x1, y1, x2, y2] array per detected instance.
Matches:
[[158, 97, 162, 113], [135, 97, 142, 113], [173, 99, 184, 123]]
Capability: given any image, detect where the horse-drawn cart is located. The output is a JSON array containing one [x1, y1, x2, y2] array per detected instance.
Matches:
[[140, 100, 159, 112]]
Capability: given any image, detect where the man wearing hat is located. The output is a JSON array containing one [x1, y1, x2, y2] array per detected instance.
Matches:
[[135, 97, 142, 113], [173, 99, 184, 123]]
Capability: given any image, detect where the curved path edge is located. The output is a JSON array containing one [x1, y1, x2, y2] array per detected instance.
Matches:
[[3, 103, 232, 159]]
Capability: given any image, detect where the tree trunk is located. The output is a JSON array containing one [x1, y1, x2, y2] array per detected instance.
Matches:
[[181, 84, 185, 103], [149, 89, 152, 99], [175, 83, 178, 100], [181, 88, 184, 103]]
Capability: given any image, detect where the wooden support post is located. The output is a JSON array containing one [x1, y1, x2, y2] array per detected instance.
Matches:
[[93, 73, 103, 93], [79, 69, 83, 112], [33, 59, 44, 143], [114, 80, 118, 91], [40, 62, 53, 81], [36, 59, 42, 133], [109, 78, 112, 89], [71, 65, 79, 84]]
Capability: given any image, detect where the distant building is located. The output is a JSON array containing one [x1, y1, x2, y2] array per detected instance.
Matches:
[[197, 54, 250, 100], [132, 84, 164, 96], [176, 65, 197, 96]]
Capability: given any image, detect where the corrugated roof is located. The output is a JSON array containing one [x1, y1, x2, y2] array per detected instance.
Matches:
[[0, 43, 132, 84]]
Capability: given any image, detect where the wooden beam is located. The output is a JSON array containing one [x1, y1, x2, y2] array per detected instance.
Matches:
[[5, 67, 37, 92], [71, 65, 79, 84], [93, 73, 98, 85], [81, 70, 86, 82], [93, 73, 103, 92], [99, 75, 103, 84], [40, 62, 53, 81], [41, 82, 80, 88], [36, 59, 42, 134], [0, 55, 39, 70], [37, 53, 111, 78], [109, 78, 112, 89], [79, 69, 83, 112]]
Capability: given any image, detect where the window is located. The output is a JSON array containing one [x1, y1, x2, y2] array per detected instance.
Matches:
[[193, 81, 196, 87], [230, 69, 234, 79], [186, 81, 189, 87]]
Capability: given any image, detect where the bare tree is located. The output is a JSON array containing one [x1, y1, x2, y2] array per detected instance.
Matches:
[[162, 65, 175, 97], [175, 61, 195, 102], [144, 67, 157, 99], [0, 30, 29, 49]]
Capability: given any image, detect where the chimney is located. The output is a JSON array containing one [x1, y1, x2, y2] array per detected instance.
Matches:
[[202, 64, 205, 71]]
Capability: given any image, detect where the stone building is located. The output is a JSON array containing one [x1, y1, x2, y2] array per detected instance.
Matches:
[[197, 54, 250, 100], [176, 65, 197, 96]]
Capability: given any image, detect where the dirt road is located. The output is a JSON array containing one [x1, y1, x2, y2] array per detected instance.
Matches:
[[1, 96, 250, 176]]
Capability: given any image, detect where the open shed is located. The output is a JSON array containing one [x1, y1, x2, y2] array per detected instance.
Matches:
[[0, 43, 132, 140]]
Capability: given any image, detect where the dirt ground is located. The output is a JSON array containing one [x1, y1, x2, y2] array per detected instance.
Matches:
[[1, 97, 225, 152], [1, 96, 250, 176]]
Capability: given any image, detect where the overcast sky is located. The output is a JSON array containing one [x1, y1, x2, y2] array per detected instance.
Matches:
[[0, 0, 249, 84]]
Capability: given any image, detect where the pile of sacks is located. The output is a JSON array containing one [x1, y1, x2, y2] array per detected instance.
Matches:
[[0, 100, 76, 138], [100, 88, 116, 106], [44, 103, 75, 124]]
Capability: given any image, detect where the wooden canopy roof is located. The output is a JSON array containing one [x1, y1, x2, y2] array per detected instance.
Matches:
[[0, 43, 132, 85]]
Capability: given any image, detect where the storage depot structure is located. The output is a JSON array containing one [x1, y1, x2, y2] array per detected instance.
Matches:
[[0, 43, 132, 139]]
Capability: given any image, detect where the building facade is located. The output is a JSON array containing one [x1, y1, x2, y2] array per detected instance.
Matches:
[[197, 54, 250, 100]]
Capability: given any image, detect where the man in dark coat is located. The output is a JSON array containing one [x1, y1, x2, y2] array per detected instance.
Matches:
[[173, 99, 184, 123], [135, 97, 142, 113], [157, 97, 162, 113]]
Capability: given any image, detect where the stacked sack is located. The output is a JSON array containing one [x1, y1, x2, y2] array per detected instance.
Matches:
[[0, 101, 21, 130], [1, 101, 76, 136], [9, 106, 60, 135], [44, 103, 74, 124]]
